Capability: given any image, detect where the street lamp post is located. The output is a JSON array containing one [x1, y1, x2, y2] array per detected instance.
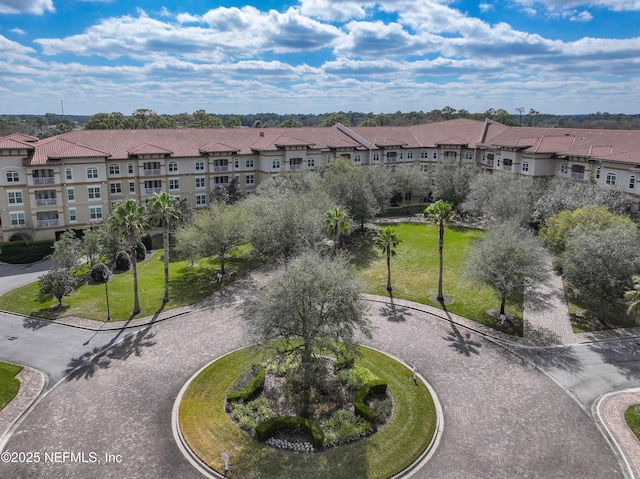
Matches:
[[103, 269, 111, 321]]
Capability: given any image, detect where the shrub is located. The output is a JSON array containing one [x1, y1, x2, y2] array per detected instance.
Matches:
[[90, 263, 109, 283], [0, 240, 53, 264], [228, 398, 275, 431], [227, 366, 265, 402], [255, 416, 325, 447], [115, 250, 131, 271], [135, 241, 146, 261], [333, 355, 354, 372], [354, 380, 387, 424], [337, 365, 379, 390], [320, 409, 373, 447], [39, 269, 73, 306], [141, 234, 153, 252]]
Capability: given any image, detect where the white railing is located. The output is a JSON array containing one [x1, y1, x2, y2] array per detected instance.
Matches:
[[34, 177, 55, 185], [145, 187, 162, 194], [36, 198, 57, 206], [289, 164, 302, 170], [214, 165, 228, 172], [502, 165, 513, 171], [571, 172, 585, 180], [143, 169, 161, 176], [38, 219, 59, 227]]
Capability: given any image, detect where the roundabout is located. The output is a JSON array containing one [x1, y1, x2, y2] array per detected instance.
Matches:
[[173, 345, 442, 479]]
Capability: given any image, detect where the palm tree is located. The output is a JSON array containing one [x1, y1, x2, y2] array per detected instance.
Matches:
[[325, 205, 351, 251], [113, 199, 149, 315], [374, 226, 401, 292], [424, 200, 454, 303], [625, 275, 640, 316], [147, 192, 181, 303]]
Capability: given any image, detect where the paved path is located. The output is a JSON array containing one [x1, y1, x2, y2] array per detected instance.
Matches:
[[522, 252, 576, 346]]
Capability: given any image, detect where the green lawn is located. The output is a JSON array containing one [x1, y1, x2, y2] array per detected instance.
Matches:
[[625, 404, 640, 440], [351, 222, 523, 335], [179, 346, 437, 479], [0, 361, 23, 411], [0, 247, 259, 322]]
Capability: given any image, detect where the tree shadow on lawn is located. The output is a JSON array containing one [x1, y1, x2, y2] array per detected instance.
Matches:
[[346, 228, 378, 270]]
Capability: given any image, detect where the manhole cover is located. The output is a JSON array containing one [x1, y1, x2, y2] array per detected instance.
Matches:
[[5, 336, 18, 341]]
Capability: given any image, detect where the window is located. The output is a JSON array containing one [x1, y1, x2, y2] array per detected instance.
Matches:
[[272, 159, 281, 170], [465, 152, 473, 160], [7, 191, 22, 205], [89, 206, 103, 220], [195, 177, 205, 189], [214, 176, 229, 185], [420, 164, 428, 172], [433, 151, 438, 159], [372, 153, 380, 162], [168, 161, 178, 173], [420, 151, 428, 159], [354, 154, 361, 163], [169, 178, 179, 191], [109, 164, 120, 175], [308, 157, 316, 167], [246, 174, 255, 185], [10, 212, 25, 226], [195, 160, 205, 171], [110, 182, 122, 194], [234, 159, 239, 169], [407, 152, 413, 160], [630, 176, 636, 190], [196, 194, 206, 206], [88, 186, 101, 199], [596, 167, 601, 179], [129, 181, 135, 193], [65, 169, 72, 181], [67, 187, 75, 201], [69, 208, 77, 223], [606, 172, 617, 185], [128, 163, 134, 174], [6, 171, 19, 183], [245, 158, 254, 168], [326, 155, 332, 161], [522, 161, 529, 173], [87, 167, 99, 179], [560, 163, 568, 174]]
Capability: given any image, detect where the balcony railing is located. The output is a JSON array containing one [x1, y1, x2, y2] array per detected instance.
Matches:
[[289, 164, 302, 171], [145, 187, 162, 194], [214, 182, 229, 187], [213, 165, 228, 172], [36, 198, 57, 206], [34, 177, 55, 185], [502, 165, 513, 171], [571, 172, 585, 180], [143, 169, 161, 176], [37, 219, 59, 227]]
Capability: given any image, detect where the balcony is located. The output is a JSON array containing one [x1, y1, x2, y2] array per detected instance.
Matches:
[[289, 164, 303, 171], [502, 165, 513, 172], [145, 187, 162, 194], [213, 165, 228, 172], [571, 172, 585, 180], [34, 177, 55, 185], [36, 198, 58, 206], [38, 218, 59, 227], [143, 169, 161, 176]]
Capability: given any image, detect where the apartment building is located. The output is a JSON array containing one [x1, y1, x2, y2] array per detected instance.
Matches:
[[1, 118, 639, 241]]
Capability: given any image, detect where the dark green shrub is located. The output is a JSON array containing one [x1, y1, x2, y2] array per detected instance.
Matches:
[[115, 250, 131, 271], [135, 241, 146, 261], [0, 240, 53, 264], [255, 416, 324, 447], [141, 234, 153, 252], [90, 263, 109, 283], [333, 355, 354, 372], [227, 366, 265, 402], [354, 380, 387, 424]]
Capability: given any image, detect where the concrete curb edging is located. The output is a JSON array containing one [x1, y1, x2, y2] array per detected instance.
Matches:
[[171, 345, 444, 479]]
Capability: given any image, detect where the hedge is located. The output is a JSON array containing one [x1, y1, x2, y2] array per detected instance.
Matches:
[[354, 380, 388, 424], [0, 240, 54, 264], [255, 416, 325, 447], [227, 366, 265, 402], [333, 355, 355, 372]]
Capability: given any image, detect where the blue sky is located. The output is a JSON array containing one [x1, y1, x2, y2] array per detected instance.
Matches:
[[1, 0, 639, 116]]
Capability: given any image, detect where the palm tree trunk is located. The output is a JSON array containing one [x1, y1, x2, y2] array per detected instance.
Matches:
[[131, 244, 140, 315], [437, 221, 444, 301], [386, 246, 392, 292], [162, 229, 170, 302]]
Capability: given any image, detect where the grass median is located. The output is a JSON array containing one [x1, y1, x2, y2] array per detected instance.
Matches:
[[0, 361, 23, 412]]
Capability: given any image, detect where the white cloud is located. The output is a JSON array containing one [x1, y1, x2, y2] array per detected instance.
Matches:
[[0, 0, 53, 14], [568, 9, 594, 21], [11, 28, 26, 34], [508, 0, 640, 13], [479, 3, 495, 12]]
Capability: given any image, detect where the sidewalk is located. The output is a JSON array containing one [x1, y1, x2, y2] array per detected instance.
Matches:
[[523, 252, 576, 346]]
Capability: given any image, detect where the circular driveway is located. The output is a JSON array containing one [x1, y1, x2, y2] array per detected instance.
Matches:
[[1, 292, 623, 478]]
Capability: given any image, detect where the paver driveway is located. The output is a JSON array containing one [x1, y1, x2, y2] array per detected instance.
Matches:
[[0, 286, 622, 479]]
